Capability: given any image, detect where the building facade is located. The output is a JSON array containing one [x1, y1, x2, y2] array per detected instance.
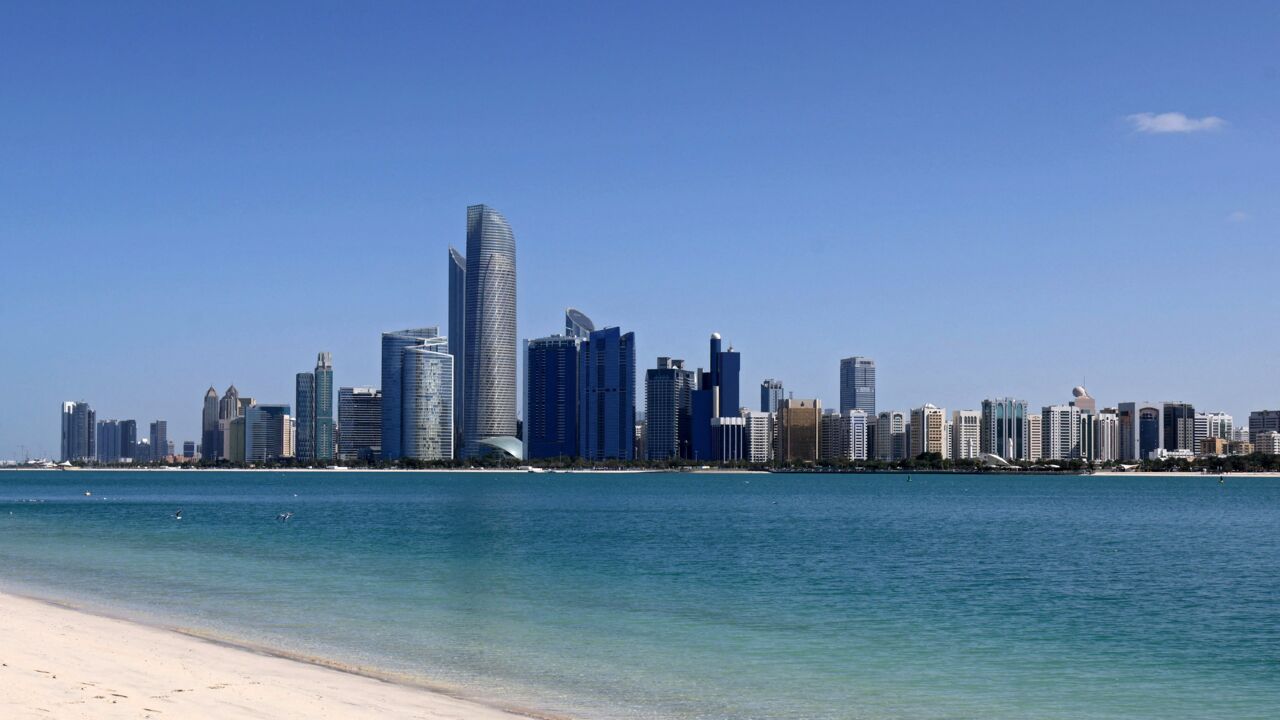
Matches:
[[61, 401, 95, 462], [876, 410, 908, 461], [951, 410, 981, 460], [525, 335, 582, 460], [910, 404, 947, 458], [401, 339, 454, 461], [839, 356, 876, 415], [338, 387, 381, 461], [578, 327, 635, 461], [245, 404, 291, 463], [981, 397, 1030, 461], [743, 411, 774, 464], [645, 357, 697, 461], [777, 398, 821, 462], [760, 379, 784, 413], [462, 204, 518, 457], [381, 327, 441, 461], [1118, 402, 1164, 460], [1041, 404, 1082, 460]]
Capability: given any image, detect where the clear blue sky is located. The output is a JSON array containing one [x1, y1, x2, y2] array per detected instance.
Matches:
[[2, 1, 1277, 458]]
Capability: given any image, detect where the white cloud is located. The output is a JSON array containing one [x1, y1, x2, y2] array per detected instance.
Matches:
[[1127, 112, 1225, 134], [1226, 210, 1251, 223]]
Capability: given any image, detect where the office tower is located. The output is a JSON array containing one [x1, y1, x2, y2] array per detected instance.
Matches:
[[402, 337, 454, 461], [1202, 412, 1233, 440], [565, 308, 595, 339], [578, 327, 636, 461], [314, 353, 334, 461], [201, 387, 219, 461], [448, 247, 466, 453], [338, 387, 382, 461], [711, 416, 746, 461], [226, 417, 245, 462], [760, 379, 784, 413], [910, 405, 947, 458], [1041, 405, 1082, 460], [951, 410, 981, 460], [245, 404, 291, 462], [743, 411, 774, 464], [135, 438, 152, 462], [149, 420, 168, 461], [1162, 402, 1196, 452], [1247, 410, 1280, 443], [119, 419, 138, 460], [1092, 409, 1119, 461], [295, 371, 315, 461], [282, 415, 296, 458], [776, 398, 821, 462], [1117, 402, 1164, 460], [219, 385, 242, 422], [691, 333, 741, 460], [876, 410, 908, 461], [525, 335, 582, 460], [61, 401, 95, 462], [182, 441, 196, 458], [981, 398, 1030, 461], [1027, 414, 1043, 461], [462, 204, 518, 457], [96, 420, 121, 463], [381, 327, 440, 460], [839, 357, 876, 415], [646, 357, 697, 461], [820, 410, 869, 462], [1255, 432, 1280, 454]]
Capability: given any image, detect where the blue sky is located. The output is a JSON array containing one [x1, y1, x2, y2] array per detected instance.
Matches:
[[1, 1, 1277, 458]]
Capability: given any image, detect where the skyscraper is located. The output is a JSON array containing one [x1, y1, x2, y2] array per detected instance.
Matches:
[[760, 379, 784, 413], [295, 371, 315, 461], [578, 327, 636, 461], [314, 352, 334, 461], [462, 204, 517, 457], [219, 385, 242, 422], [876, 410, 908, 461], [381, 327, 440, 461], [525, 335, 582, 460], [1162, 402, 1196, 452], [338, 387, 382, 461], [743, 410, 774, 464], [120, 419, 138, 460], [61, 401, 95, 462], [448, 246, 466, 451], [1117, 402, 1164, 461], [1041, 404, 1082, 460], [981, 397, 1030, 460], [149, 420, 168, 461], [776, 398, 821, 462], [1248, 410, 1280, 443], [96, 419, 121, 463], [910, 404, 947, 458], [645, 357, 697, 461], [564, 308, 595, 339], [951, 410, 981, 460], [201, 387, 219, 462], [839, 357, 876, 415], [402, 338, 454, 461], [245, 404, 291, 462], [691, 333, 741, 461]]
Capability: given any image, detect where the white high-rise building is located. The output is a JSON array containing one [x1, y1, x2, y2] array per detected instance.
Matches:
[[1041, 405, 1082, 460], [910, 404, 947, 458], [1094, 409, 1120, 462], [1027, 413, 1043, 461], [743, 411, 774, 464], [951, 410, 981, 460]]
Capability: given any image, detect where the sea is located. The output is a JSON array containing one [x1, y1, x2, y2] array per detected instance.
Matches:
[[1, 470, 1277, 719]]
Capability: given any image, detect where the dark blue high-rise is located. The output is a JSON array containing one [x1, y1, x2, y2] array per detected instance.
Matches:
[[691, 332, 742, 461], [525, 335, 581, 459], [578, 327, 635, 461]]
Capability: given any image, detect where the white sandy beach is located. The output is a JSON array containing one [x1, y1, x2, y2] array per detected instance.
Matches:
[[0, 592, 542, 720]]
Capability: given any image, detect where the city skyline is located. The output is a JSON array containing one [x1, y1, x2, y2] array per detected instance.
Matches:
[[3, 3, 1277, 458]]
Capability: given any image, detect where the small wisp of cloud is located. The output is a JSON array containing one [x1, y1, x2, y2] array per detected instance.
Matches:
[[1226, 210, 1251, 223], [1127, 112, 1225, 134]]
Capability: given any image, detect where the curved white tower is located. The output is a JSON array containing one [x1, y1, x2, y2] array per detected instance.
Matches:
[[462, 204, 517, 457]]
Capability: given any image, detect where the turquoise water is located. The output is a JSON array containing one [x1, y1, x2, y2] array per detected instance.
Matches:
[[1, 470, 1277, 719]]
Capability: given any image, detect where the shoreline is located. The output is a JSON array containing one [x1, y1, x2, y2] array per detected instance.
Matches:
[[0, 589, 567, 720]]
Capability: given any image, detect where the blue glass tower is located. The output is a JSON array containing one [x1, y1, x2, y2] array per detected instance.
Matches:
[[578, 327, 635, 461], [525, 335, 581, 459], [294, 371, 315, 460], [381, 327, 440, 460], [690, 332, 742, 461]]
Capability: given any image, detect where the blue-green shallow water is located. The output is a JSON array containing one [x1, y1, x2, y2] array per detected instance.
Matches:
[[1, 471, 1277, 719]]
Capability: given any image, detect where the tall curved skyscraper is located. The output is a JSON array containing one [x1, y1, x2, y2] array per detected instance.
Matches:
[[462, 204, 517, 457]]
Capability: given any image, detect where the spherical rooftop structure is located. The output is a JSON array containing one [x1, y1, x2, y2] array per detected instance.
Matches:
[[1072, 386, 1090, 398]]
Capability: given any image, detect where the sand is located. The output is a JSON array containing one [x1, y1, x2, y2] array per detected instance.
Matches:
[[0, 591, 542, 720]]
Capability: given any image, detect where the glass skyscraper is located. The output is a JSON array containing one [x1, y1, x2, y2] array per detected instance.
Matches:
[[691, 333, 741, 461], [462, 204, 517, 457], [839, 356, 876, 415], [295, 371, 315, 460], [61, 401, 95, 462], [448, 247, 466, 451], [579, 327, 635, 461], [564, 308, 595, 339], [402, 338, 454, 461], [760, 379, 784, 413], [981, 397, 1030, 460], [525, 335, 582, 459], [314, 352, 334, 461], [381, 327, 441, 461], [338, 387, 381, 461], [646, 357, 696, 461]]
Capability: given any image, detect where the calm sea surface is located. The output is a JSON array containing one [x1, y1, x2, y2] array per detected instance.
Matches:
[[1, 470, 1277, 719]]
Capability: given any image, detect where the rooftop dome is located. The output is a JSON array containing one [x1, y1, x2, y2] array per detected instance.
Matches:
[[1072, 386, 1091, 398]]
